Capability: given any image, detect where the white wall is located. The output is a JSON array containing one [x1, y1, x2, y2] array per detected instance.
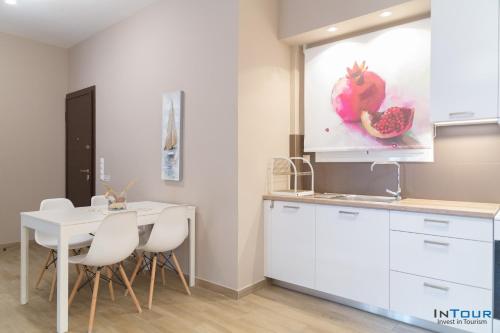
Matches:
[[0, 32, 68, 244], [69, 0, 240, 289], [238, 0, 291, 289]]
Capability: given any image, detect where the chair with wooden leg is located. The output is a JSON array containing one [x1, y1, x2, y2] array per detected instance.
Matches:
[[126, 206, 191, 310], [35, 198, 93, 301], [68, 211, 142, 333]]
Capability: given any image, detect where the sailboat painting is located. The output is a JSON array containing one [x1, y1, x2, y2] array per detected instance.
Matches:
[[161, 91, 183, 181]]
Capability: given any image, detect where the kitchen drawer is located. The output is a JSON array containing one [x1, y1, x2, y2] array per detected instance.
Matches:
[[390, 210, 492, 242], [391, 231, 492, 289], [391, 271, 492, 333]]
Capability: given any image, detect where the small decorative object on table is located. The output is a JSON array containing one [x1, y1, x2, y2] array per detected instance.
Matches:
[[102, 180, 136, 211]]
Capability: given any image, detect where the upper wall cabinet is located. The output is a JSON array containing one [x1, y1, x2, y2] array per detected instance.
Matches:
[[431, 0, 499, 124]]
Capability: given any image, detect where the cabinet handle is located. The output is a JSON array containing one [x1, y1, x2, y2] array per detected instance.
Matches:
[[339, 210, 359, 216], [423, 282, 449, 292], [424, 240, 449, 247], [283, 205, 300, 210], [424, 218, 450, 225], [449, 111, 474, 118]]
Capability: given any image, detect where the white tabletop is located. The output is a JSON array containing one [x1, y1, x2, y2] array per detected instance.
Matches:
[[21, 201, 184, 227]]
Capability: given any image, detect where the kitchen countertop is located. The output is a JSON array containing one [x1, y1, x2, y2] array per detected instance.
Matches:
[[262, 194, 500, 219]]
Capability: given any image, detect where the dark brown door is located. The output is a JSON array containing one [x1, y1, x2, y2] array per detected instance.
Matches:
[[66, 86, 95, 207]]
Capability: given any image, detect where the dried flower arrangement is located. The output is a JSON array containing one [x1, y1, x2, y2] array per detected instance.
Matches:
[[102, 180, 136, 211]]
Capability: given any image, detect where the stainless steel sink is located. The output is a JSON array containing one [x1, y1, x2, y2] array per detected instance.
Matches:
[[336, 194, 398, 203], [315, 193, 398, 203]]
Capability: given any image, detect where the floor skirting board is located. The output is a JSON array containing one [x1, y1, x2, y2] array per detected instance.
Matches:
[[195, 278, 269, 300]]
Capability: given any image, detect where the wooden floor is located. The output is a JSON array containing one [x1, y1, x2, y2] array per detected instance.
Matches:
[[0, 244, 432, 333]]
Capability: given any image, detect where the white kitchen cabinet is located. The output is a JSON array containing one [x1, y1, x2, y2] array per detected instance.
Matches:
[[315, 205, 390, 309], [264, 200, 315, 289], [391, 271, 492, 333], [431, 0, 499, 123]]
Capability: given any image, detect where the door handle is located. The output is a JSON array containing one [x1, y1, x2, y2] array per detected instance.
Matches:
[[424, 218, 450, 225], [449, 111, 474, 118], [423, 282, 449, 292], [424, 240, 449, 247], [339, 210, 359, 216], [80, 169, 90, 173]]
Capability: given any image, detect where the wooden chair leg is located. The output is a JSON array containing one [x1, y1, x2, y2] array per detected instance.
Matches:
[[88, 269, 101, 333], [35, 250, 53, 289], [161, 266, 166, 287], [171, 252, 191, 296], [49, 265, 57, 301], [124, 252, 143, 296], [118, 264, 142, 314], [148, 255, 158, 310], [107, 266, 115, 302], [69, 269, 85, 306], [72, 250, 81, 274]]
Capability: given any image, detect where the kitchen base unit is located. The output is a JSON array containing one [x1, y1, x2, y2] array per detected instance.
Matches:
[[264, 199, 495, 333]]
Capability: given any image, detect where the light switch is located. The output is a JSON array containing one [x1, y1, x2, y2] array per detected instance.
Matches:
[[100, 157, 111, 181]]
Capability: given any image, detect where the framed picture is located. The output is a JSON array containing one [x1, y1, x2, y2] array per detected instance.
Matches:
[[304, 18, 432, 154], [161, 91, 183, 181]]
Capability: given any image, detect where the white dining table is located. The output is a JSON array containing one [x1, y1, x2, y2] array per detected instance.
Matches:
[[20, 201, 196, 333]]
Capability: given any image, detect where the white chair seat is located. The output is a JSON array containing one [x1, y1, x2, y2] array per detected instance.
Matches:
[[37, 233, 93, 250]]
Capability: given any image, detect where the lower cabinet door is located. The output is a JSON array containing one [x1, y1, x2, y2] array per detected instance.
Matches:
[[390, 271, 492, 333], [269, 201, 315, 289], [315, 205, 390, 309]]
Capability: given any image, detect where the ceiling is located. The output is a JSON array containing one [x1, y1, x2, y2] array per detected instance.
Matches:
[[0, 0, 159, 48]]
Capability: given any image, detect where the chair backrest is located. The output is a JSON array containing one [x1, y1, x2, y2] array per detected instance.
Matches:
[[36, 198, 75, 245], [143, 206, 188, 253], [40, 198, 74, 211], [91, 195, 108, 206], [83, 211, 138, 267]]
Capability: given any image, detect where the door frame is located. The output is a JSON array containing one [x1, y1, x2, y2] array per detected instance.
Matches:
[[65, 86, 96, 200]]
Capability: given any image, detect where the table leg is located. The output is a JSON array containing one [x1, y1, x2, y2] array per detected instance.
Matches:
[[188, 208, 195, 287], [20, 224, 30, 304], [57, 228, 69, 333]]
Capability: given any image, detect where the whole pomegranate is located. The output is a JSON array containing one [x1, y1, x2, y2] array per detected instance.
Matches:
[[360, 107, 414, 139], [332, 61, 386, 122]]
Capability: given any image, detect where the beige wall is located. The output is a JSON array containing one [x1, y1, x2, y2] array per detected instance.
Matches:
[[69, 0, 240, 289], [237, 0, 291, 289], [0, 32, 68, 244], [279, 0, 411, 40]]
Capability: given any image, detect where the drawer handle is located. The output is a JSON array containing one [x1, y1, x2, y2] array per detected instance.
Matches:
[[424, 240, 450, 247], [283, 205, 300, 210], [423, 282, 449, 292], [339, 210, 359, 216], [424, 218, 450, 225], [449, 111, 474, 118]]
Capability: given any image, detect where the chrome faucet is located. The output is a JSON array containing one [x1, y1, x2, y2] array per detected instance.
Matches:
[[370, 161, 402, 200]]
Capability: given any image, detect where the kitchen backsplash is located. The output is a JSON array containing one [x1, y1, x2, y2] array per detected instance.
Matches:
[[291, 124, 500, 203]]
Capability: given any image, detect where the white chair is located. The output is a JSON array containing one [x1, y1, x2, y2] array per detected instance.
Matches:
[[68, 211, 142, 333], [91, 195, 108, 206], [127, 206, 191, 310], [35, 198, 94, 301]]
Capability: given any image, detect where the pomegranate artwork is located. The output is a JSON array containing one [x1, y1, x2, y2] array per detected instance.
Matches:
[[332, 61, 386, 122], [331, 61, 415, 140], [360, 107, 415, 139]]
